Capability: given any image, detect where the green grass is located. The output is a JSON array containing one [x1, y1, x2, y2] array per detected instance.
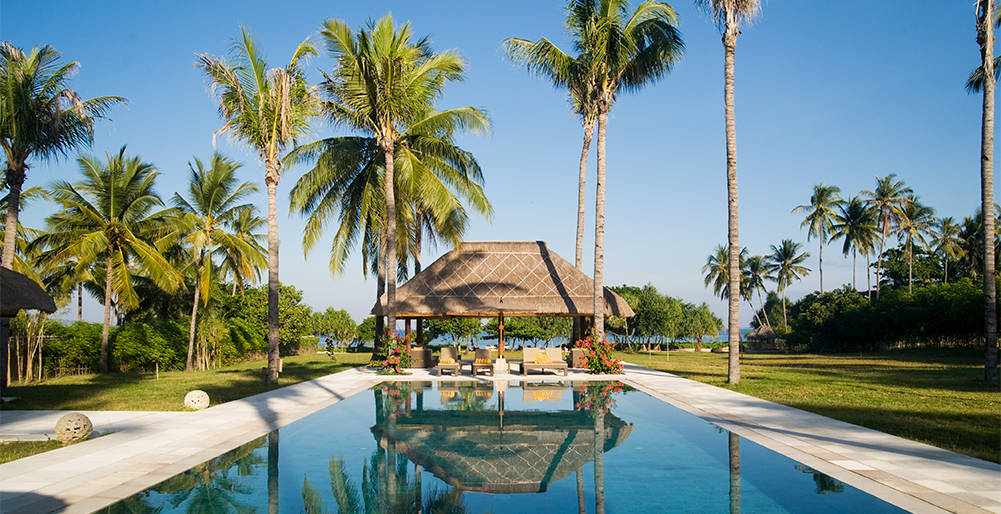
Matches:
[[4, 349, 997, 465], [0, 440, 63, 464], [619, 349, 1001, 463], [1, 351, 371, 411]]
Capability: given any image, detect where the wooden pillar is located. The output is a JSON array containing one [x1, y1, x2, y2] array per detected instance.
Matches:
[[498, 313, 505, 358], [404, 319, 412, 353], [416, 317, 424, 346]]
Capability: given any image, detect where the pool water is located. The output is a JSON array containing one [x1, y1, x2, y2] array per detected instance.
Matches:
[[103, 380, 906, 513]]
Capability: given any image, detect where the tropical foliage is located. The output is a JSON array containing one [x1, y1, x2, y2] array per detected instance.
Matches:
[[293, 14, 490, 356], [0, 42, 125, 269], [197, 26, 319, 385], [574, 329, 623, 374], [33, 147, 183, 372]]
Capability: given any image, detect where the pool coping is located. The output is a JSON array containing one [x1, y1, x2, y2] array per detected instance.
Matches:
[[0, 363, 997, 514]]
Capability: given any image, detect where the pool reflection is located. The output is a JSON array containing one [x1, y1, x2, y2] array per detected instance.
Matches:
[[102, 379, 898, 514]]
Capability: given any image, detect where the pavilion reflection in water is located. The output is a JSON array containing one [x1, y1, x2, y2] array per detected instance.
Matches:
[[371, 380, 633, 495]]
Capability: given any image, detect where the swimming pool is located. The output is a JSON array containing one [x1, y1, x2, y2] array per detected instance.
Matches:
[[102, 380, 907, 513]]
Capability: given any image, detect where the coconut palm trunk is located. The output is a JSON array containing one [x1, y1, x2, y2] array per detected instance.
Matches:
[[978, 0, 998, 385], [2, 171, 24, 269], [724, 25, 741, 384], [866, 253, 872, 300], [187, 257, 202, 371], [383, 143, 398, 348], [728, 431, 740, 514], [265, 160, 281, 386], [574, 121, 594, 343], [101, 252, 114, 373], [375, 228, 387, 353], [577, 121, 594, 270], [818, 239, 824, 293], [593, 110, 607, 335]]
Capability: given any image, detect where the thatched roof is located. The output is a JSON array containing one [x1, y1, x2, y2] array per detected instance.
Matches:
[[0, 267, 56, 317], [747, 324, 778, 341], [373, 409, 633, 494], [372, 241, 635, 318]]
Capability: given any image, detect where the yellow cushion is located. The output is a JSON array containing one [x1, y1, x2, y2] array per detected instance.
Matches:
[[475, 391, 491, 397], [440, 358, 455, 364], [533, 391, 552, 401], [533, 353, 552, 364], [440, 391, 456, 398], [475, 358, 491, 364]]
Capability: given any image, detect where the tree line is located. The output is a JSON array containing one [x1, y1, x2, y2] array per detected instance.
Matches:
[[705, 173, 1001, 355]]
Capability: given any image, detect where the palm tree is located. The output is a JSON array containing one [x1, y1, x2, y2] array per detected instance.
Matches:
[[830, 196, 878, 291], [552, 0, 683, 337], [976, 0, 998, 385], [503, 14, 599, 273], [792, 184, 842, 294], [742, 255, 775, 328], [896, 194, 936, 294], [966, 6, 1001, 94], [0, 42, 125, 270], [218, 205, 267, 296], [36, 147, 183, 372], [696, 0, 760, 384], [503, 6, 599, 344], [767, 239, 809, 331], [196, 27, 319, 386], [308, 14, 490, 352], [861, 174, 912, 299], [703, 244, 762, 327], [172, 152, 264, 371], [930, 217, 964, 284]]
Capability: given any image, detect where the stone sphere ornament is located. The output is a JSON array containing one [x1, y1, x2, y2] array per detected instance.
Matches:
[[55, 412, 93, 444], [184, 390, 210, 410]]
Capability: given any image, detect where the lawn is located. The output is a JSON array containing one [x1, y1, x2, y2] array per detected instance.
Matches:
[[618, 348, 1001, 464], [3, 348, 998, 465], [1, 351, 371, 411]]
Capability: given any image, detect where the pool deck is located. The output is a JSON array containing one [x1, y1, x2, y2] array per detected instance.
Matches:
[[0, 363, 997, 514]]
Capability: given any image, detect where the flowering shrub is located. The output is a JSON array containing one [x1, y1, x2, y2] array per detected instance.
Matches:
[[573, 330, 623, 374], [576, 381, 625, 417], [370, 334, 413, 375]]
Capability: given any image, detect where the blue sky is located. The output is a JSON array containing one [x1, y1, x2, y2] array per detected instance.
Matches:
[[4, 1, 995, 328]]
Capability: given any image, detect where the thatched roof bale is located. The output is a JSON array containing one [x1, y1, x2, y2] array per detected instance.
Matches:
[[0, 267, 56, 317], [747, 324, 778, 341], [372, 241, 635, 318]]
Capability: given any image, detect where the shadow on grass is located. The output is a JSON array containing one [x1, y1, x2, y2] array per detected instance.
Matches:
[[2, 373, 147, 411]]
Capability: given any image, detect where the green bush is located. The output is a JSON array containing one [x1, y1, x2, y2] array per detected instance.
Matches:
[[786, 279, 987, 352], [44, 322, 102, 372], [110, 322, 186, 372]]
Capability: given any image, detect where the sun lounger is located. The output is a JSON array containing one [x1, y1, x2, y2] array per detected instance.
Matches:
[[437, 347, 461, 376], [521, 347, 568, 376], [470, 349, 494, 376]]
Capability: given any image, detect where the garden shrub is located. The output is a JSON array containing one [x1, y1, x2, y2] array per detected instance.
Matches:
[[110, 322, 186, 372], [43, 322, 102, 373]]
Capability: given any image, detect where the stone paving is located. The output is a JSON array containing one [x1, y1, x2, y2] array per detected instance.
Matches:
[[0, 363, 997, 514]]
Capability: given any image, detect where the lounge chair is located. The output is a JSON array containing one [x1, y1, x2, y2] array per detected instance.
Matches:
[[436, 347, 461, 376], [470, 348, 494, 376], [567, 348, 585, 368], [521, 347, 568, 376], [410, 347, 434, 368]]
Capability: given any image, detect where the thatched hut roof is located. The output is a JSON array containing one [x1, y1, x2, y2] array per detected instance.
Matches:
[[371, 241, 635, 318], [747, 324, 778, 341], [0, 267, 56, 317]]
